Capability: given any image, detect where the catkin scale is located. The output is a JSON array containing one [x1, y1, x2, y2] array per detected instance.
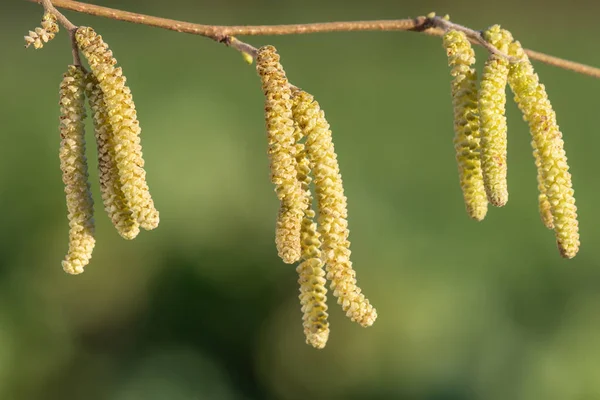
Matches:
[[479, 26, 512, 207], [255, 46, 306, 264], [59, 65, 95, 274], [443, 30, 488, 221], [75, 27, 159, 231], [85, 73, 140, 240], [292, 90, 376, 328], [508, 41, 579, 258]]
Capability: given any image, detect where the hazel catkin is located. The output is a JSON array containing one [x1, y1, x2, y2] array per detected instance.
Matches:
[[85, 73, 140, 240], [75, 26, 159, 231], [293, 122, 330, 349], [479, 25, 513, 207], [292, 89, 377, 328], [255, 45, 306, 264], [507, 41, 579, 258], [59, 65, 95, 274], [24, 13, 59, 49], [443, 30, 488, 221]]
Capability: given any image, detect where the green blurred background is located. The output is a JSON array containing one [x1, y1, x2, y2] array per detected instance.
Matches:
[[2, 0, 600, 399]]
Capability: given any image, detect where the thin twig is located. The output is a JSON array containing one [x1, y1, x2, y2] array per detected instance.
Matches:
[[26, 0, 600, 79], [68, 30, 82, 66], [430, 16, 521, 62]]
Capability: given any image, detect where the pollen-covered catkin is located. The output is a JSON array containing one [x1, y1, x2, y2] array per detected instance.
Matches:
[[508, 41, 579, 258], [256, 45, 306, 264], [24, 12, 59, 49], [292, 90, 377, 327], [293, 122, 329, 349], [59, 65, 95, 274], [479, 26, 513, 207], [75, 27, 159, 231], [85, 73, 140, 240], [443, 30, 488, 221]]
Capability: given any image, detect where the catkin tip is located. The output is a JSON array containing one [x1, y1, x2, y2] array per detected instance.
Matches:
[[297, 259, 330, 348]]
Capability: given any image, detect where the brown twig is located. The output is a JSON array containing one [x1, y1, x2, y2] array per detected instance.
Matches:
[[26, 0, 600, 79]]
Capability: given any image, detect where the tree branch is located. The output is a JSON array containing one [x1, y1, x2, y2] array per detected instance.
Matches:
[[25, 0, 600, 79]]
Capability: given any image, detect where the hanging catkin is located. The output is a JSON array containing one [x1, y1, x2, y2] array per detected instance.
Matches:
[[75, 27, 159, 231], [59, 65, 95, 274]]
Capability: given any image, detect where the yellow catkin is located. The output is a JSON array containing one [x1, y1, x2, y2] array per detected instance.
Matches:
[[59, 65, 95, 274], [24, 13, 59, 49], [292, 90, 377, 327], [479, 26, 513, 207], [443, 30, 488, 221], [255, 45, 306, 264], [75, 27, 159, 231], [293, 121, 329, 349], [508, 41, 579, 258], [85, 73, 140, 240]]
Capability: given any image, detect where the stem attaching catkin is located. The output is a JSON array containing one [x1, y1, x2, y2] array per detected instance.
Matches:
[[59, 65, 95, 274]]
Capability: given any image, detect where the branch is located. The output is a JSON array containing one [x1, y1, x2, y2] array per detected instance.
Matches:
[[25, 0, 600, 79]]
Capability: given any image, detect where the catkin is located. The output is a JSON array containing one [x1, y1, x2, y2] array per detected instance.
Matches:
[[24, 13, 59, 49], [85, 73, 140, 240], [59, 65, 95, 274], [443, 30, 488, 221], [479, 26, 512, 207], [255, 45, 306, 264], [508, 41, 579, 258], [293, 121, 330, 348], [292, 90, 377, 328], [75, 27, 159, 231]]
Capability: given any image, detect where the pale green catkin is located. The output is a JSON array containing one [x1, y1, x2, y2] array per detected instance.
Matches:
[[479, 25, 513, 207], [443, 30, 488, 221]]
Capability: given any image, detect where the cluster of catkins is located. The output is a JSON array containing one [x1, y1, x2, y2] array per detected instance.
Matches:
[[25, 10, 581, 348], [443, 25, 580, 259], [255, 46, 377, 348], [27, 16, 159, 274]]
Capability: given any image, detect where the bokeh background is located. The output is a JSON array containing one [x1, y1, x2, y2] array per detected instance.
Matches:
[[2, 0, 600, 399]]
